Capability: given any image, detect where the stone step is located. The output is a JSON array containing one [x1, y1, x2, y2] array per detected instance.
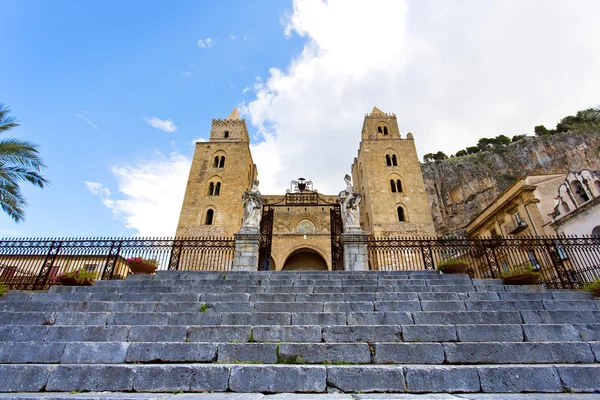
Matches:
[[0, 341, 598, 365], [3, 323, 598, 343], [1, 363, 599, 393], [4, 310, 600, 326]]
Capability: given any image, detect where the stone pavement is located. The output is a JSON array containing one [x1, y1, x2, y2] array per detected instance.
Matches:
[[0, 393, 599, 399]]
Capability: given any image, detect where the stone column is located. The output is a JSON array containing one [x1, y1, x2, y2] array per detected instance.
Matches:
[[232, 228, 261, 272], [340, 231, 370, 271]]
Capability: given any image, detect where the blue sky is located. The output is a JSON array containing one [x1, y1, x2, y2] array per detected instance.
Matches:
[[2, 0, 600, 238]]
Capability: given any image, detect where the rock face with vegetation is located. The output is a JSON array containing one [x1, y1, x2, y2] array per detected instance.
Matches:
[[422, 131, 600, 236]]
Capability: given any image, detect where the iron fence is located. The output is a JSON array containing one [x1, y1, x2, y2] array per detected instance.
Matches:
[[0, 236, 235, 290], [366, 235, 600, 289]]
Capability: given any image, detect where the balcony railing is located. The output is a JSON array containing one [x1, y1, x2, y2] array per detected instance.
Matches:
[[506, 220, 528, 234]]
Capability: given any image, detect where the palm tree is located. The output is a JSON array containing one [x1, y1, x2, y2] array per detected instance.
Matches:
[[580, 105, 600, 123], [0, 103, 48, 222]]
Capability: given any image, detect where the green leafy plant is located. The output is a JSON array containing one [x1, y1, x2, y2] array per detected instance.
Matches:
[[126, 257, 158, 267], [436, 258, 468, 272], [53, 269, 96, 286], [199, 303, 209, 312], [0, 282, 7, 296], [582, 279, 600, 296], [500, 265, 541, 279]]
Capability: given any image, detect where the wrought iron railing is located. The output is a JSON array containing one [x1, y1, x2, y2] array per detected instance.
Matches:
[[0, 236, 235, 290], [366, 235, 600, 289]]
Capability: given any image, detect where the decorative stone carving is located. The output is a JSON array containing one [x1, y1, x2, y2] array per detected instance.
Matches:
[[241, 180, 263, 231], [338, 174, 362, 232]]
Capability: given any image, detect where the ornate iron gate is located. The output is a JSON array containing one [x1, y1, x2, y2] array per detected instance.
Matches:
[[258, 207, 274, 271], [330, 205, 343, 270]]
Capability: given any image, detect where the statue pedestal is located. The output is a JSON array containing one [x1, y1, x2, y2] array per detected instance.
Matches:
[[232, 228, 261, 272], [340, 230, 369, 271]]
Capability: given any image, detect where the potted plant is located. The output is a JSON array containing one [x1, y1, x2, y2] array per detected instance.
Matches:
[[501, 265, 542, 285], [0, 282, 7, 296], [127, 257, 158, 274], [582, 279, 600, 297], [53, 269, 95, 286], [437, 258, 469, 274]]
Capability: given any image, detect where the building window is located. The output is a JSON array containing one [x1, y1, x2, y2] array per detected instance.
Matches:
[[392, 155, 397, 166], [208, 182, 215, 196], [213, 156, 219, 168], [214, 182, 221, 196], [396, 179, 402, 192], [513, 212, 522, 224], [386, 154, 392, 166], [205, 209, 214, 225], [383, 126, 388, 135], [526, 250, 540, 269], [397, 206, 406, 222], [377, 126, 382, 134], [390, 180, 397, 193], [224, 131, 229, 138], [219, 156, 225, 168]]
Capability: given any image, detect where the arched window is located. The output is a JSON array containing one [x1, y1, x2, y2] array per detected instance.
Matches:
[[561, 202, 570, 214], [385, 155, 392, 166], [219, 156, 225, 168], [214, 182, 221, 196], [205, 209, 214, 225], [571, 180, 589, 205], [592, 225, 600, 237], [397, 206, 406, 222], [224, 131, 229, 138], [390, 180, 397, 193], [396, 179, 402, 192], [383, 126, 389, 135], [213, 156, 219, 168], [208, 182, 215, 196], [392, 155, 397, 166], [377, 126, 382, 134]]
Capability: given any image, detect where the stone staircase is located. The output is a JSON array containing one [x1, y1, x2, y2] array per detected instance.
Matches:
[[0, 270, 599, 395]]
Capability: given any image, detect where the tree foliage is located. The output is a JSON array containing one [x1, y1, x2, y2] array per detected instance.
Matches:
[[0, 104, 48, 222]]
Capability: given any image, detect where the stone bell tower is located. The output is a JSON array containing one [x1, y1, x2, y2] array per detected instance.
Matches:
[[176, 109, 257, 237], [351, 107, 436, 237]]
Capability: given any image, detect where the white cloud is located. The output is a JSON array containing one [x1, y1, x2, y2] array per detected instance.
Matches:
[[197, 38, 215, 48], [85, 152, 191, 236], [191, 137, 207, 145], [76, 112, 99, 130], [243, 35, 248, 41], [242, 86, 251, 94], [243, 0, 600, 195], [230, 35, 236, 41], [144, 117, 177, 132]]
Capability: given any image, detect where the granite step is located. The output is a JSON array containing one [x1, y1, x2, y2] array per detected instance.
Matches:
[[1, 363, 599, 393]]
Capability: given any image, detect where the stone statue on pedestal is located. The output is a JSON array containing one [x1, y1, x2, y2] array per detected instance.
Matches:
[[241, 180, 263, 231], [338, 174, 362, 232]]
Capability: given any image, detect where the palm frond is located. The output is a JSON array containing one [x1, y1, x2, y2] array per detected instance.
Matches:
[[0, 104, 20, 132], [0, 181, 25, 222], [580, 105, 600, 123], [0, 138, 47, 171], [0, 166, 48, 188]]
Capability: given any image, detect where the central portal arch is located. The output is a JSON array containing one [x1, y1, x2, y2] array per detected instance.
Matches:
[[282, 248, 328, 271]]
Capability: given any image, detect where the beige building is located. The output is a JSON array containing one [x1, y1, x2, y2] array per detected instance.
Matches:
[[176, 107, 436, 270], [466, 174, 566, 239]]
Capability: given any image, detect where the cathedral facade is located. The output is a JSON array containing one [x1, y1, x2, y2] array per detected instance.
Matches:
[[176, 107, 436, 271]]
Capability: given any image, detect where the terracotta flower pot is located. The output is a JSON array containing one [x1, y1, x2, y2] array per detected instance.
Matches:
[[128, 261, 157, 274], [503, 273, 541, 285], [57, 276, 93, 286], [439, 262, 469, 274]]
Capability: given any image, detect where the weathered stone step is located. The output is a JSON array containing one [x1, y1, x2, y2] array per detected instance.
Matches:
[[4, 310, 600, 326], [3, 323, 598, 343], [1, 363, 599, 393]]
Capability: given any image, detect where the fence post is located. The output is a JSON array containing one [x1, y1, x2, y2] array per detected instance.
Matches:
[[33, 240, 62, 290], [101, 239, 123, 280], [483, 239, 501, 279], [168, 238, 184, 270], [419, 238, 435, 270], [543, 237, 574, 289]]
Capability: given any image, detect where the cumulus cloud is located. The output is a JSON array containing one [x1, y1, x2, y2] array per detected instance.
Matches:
[[144, 117, 177, 132], [85, 152, 191, 236], [197, 38, 215, 48], [243, 0, 600, 195]]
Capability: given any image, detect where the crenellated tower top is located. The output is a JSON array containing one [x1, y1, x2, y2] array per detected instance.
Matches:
[[210, 108, 249, 142]]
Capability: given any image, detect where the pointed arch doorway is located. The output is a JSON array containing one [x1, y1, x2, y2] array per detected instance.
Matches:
[[282, 248, 328, 271]]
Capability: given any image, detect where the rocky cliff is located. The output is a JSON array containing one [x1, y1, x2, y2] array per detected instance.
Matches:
[[422, 131, 600, 236]]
